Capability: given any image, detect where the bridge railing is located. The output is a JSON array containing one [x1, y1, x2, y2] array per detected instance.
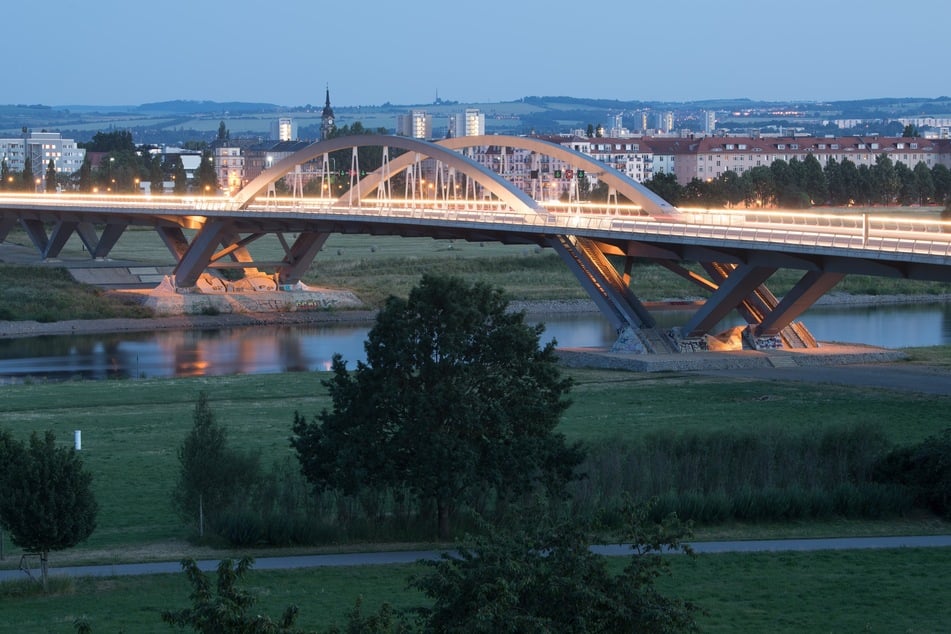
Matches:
[[4, 193, 951, 260]]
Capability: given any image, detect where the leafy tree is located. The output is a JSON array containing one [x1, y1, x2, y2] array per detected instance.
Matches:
[[801, 153, 828, 204], [45, 159, 57, 192], [874, 428, 951, 518], [149, 154, 164, 194], [163, 557, 412, 633], [173, 392, 260, 538], [22, 156, 34, 191], [162, 557, 304, 633], [902, 123, 921, 138], [642, 172, 682, 205], [217, 120, 230, 142], [411, 502, 700, 633], [196, 150, 218, 195], [895, 162, 918, 206], [0, 430, 98, 591], [81, 130, 135, 153], [0, 158, 10, 191], [292, 275, 581, 540], [870, 154, 899, 204], [715, 170, 744, 208], [913, 161, 935, 205], [168, 155, 188, 193], [932, 164, 951, 204], [78, 154, 93, 192], [742, 165, 775, 207]]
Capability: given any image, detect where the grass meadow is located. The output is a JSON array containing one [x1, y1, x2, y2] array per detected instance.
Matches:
[[2, 545, 949, 633]]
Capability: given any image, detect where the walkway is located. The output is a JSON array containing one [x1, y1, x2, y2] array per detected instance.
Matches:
[[3, 535, 950, 582]]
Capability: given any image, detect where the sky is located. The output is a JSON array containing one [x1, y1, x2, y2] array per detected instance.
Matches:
[[6, 0, 951, 107]]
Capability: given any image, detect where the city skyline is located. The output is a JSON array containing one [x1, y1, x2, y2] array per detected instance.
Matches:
[[7, 0, 950, 108]]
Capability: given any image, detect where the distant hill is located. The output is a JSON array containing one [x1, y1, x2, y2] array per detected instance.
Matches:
[[2, 96, 950, 146], [136, 100, 282, 114]]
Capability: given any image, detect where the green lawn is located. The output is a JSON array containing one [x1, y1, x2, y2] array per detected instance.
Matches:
[[3, 547, 949, 633], [0, 369, 948, 566]]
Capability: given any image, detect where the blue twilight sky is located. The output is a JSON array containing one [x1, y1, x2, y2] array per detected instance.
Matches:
[[6, 0, 950, 107]]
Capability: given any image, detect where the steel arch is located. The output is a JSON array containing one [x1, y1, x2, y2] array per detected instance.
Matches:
[[433, 135, 679, 219], [233, 135, 544, 215]]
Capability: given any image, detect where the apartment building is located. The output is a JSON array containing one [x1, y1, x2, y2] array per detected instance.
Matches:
[[0, 131, 85, 175]]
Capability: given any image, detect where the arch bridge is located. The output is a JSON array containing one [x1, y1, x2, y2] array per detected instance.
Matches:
[[2, 134, 951, 354]]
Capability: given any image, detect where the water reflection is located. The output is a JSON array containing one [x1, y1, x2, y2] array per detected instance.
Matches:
[[1, 303, 950, 383]]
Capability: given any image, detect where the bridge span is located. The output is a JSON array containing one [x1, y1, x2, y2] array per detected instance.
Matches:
[[2, 134, 951, 354]]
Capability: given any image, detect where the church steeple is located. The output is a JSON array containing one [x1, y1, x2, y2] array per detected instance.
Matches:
[[321, 86, 335, 140]]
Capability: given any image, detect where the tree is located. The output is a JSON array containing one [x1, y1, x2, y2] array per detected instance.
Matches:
[[45, 158, 57, 192], [173, 392, 259, 538], [801, 153, 828, 204], [902, 123, 921, 138], [742, 166, 775, 207], [22, 156, 34, 192], [162, 557, 304, 633], [217, 120, 230, 142], [411, 502, 700, 633], [874, 428, 951, 518], [78, 154, 93, 192], [913, 161, 935, 205], [0, 158, 10, 191], [642, 172, 682, 206], [0, 430, 98, 591], [933, 164, 951, 204], [169, 155, 188, 193], [149, 154, 164, 194], [292, 275, 582, 540], [82, 130, 135, 153], [870, 154, 899, 204], [196, 150, 218, 195]]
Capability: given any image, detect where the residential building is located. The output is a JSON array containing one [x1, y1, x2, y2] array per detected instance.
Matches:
[[397, 110, 432, 139], [0, 131, 85, 176], [270, 117, 296, 142], [452, 108, 485, 137]]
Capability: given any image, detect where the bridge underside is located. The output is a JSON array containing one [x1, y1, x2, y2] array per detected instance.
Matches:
[[9, 206, 951, 353]]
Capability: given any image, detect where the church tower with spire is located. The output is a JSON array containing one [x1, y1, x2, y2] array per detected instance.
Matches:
[[320, 86, 335, 141]]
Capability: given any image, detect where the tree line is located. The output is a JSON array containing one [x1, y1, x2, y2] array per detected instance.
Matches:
[[633, 153, 951, 209], [0, 130, 218, 195]]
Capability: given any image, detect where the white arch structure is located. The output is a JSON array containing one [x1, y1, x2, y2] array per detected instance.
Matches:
[[235, 135, 545, 215], [207, 135, 811, 352]]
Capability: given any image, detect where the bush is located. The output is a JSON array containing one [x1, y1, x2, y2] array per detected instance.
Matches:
[[874, 428, 951, 518]]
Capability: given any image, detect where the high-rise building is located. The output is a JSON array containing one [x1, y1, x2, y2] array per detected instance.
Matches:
[[397, 110, 432, 139], [452, 108, 485, 137], [704, 110, 717, 134], [270, 117, 296, 141]]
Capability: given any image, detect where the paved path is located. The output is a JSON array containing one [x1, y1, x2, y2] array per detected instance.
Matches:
[[3, 535, 950, 583], [700, 362, 951, 396]]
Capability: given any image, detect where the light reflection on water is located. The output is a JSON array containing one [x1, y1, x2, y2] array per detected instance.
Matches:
[[1, 302, 950, 383]]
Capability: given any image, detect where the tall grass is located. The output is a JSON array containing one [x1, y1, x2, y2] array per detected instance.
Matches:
[[0, 265, 153, 321], [571, 423, 913, 526]]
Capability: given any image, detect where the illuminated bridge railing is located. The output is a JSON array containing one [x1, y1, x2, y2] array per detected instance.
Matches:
[[3, 193, 951, 260], [247, 197, 951, 260]]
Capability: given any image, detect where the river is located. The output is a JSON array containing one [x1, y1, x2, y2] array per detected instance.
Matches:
[[0, 302, 950, 383]]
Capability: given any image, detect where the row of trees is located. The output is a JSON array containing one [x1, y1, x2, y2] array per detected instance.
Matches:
[[635, 154, 951, 209], [0, 130, 218, 194]]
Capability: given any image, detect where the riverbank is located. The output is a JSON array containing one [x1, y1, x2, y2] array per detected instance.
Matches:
[[1, 293, 950, 340]]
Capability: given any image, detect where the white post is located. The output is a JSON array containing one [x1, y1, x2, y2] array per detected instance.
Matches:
[[74, 430, 82, 451]]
